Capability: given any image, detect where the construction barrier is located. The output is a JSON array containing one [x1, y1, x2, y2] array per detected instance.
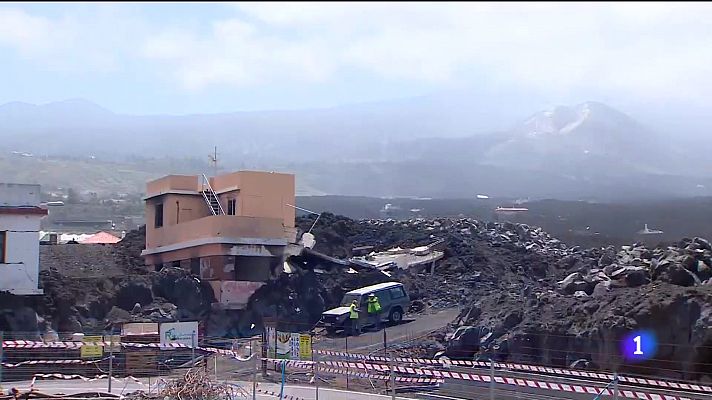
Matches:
[[28, 373, 147, 391], [266, 358, 443, 384], [5, 341, 706, 400], [315, 349, 712, 395], [2, 357, 110, 368], [2, 340, 247, 360], [274, 357, 697, 400]]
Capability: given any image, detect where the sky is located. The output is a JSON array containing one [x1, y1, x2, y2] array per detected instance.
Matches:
[[1, 2, 711, 115]]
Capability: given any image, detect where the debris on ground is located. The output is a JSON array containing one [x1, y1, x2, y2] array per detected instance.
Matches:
[[125, 368, 248, 400], [2, 212, 712, 381]]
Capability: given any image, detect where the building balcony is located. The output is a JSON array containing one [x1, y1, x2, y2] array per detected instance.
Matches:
[[143, 215, 297, 256]]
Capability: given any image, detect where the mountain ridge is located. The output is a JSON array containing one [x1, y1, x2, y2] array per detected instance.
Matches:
[[1, 97, 710, 200]]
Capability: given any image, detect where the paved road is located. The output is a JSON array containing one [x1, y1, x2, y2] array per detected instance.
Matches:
[[218, 308, 460, 379], [314, 308, 461, 354]]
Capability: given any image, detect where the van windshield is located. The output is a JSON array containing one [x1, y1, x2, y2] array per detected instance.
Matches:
[[341, 294, 362, 307]]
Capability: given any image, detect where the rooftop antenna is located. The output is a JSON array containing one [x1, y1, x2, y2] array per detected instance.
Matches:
[[208, 146, 218, 177]]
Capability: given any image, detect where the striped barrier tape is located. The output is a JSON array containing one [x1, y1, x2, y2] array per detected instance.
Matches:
[[265, 359, 443, 384], [2, 357, 111, 368], [2, 340, 246, 359], [273, 358, 696, 400], [29, 373, 146, 391], [314, 349, 712, 394]]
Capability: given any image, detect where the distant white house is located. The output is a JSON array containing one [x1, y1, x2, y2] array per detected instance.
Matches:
[[0, 183, 47, 295]]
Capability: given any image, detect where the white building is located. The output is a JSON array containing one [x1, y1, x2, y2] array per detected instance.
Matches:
[[0, 183, 47, 295]]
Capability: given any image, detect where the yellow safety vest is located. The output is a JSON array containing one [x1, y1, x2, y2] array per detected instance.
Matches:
[[368, 297, 381, 314], [349, 303, 359, 319]]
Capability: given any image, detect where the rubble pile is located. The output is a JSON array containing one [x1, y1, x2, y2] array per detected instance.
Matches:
[[299, 214, 712, 380], [300, 215, 575, 310], [4, 211, 712, 380], [556, 237, 712, 295]]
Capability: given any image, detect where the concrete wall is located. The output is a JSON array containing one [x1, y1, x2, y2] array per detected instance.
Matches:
[[0, 183, 41, 207], [0, 213, 43, 295], [208, 281, 266, 309], [144, 243, 229, 266], [145, 214, 288, 250], [232, 171, 295, 228], [145, 193, 211, 247], [146, 175, 199, 197], [234, 256, 274, 281]]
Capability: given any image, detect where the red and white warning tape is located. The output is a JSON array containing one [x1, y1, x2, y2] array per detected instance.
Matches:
[[29, 373, 146, 391], [315, 349, 712, 394], [273, 358, 695, 400], [2, 340, 244, 359], [265, 359, 443, 384], [3, 357, 111, 368]]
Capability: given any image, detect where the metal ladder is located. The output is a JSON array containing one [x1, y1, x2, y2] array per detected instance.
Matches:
[[201, 174, 225, 215]]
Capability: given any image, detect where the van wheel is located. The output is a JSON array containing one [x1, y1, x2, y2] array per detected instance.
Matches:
[[389, 307, 403, 324]]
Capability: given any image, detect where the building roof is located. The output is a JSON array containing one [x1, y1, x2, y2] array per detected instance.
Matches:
[[346, 281, 402, 295], [0, 206, 48, 215], [80, 231, 121, 244], [495, 207, 529, 212], [60, 233, 94, 243]]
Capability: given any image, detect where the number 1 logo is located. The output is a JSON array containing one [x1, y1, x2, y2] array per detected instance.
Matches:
[[633, 335, 643, 355]]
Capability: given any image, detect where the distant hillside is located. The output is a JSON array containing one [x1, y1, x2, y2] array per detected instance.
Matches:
[[1, 99, 711, 200]]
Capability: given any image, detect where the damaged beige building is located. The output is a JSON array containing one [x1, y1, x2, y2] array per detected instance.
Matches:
[[141, 171, 299, 309]]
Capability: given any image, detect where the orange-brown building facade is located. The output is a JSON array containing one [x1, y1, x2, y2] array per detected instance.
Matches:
[[141, 171, 298, 309]]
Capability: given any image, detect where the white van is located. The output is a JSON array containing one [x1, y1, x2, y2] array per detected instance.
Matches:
[[320, 282, 410, 334]]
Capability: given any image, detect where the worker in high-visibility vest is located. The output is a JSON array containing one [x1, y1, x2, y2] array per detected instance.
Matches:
[[349, 300, 361, 336], [367, 293, 382, 331]]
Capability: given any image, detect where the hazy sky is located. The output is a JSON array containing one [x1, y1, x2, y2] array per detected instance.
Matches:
[[1, 2, 710, 114]]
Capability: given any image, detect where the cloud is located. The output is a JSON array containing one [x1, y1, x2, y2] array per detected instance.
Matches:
[[0, 8, 60, 54], [143, 17, 335, 89], [3, 2, 712, 102], [0, 5, 143, 72]]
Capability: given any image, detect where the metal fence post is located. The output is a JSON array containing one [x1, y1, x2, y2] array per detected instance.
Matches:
[[191, 332, 196, 368], [261, 331, 268, 377], [0, 331, 4, 389], [108, 339, 113, 393], [613, 373, 619, 400], [383, 328, 387, 357], [314, 360, 320, 400], [345, 335, 349, 390], [489, 358, 495, 400], [390, 357, 396, 400], [252, 345, 258, 400]]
